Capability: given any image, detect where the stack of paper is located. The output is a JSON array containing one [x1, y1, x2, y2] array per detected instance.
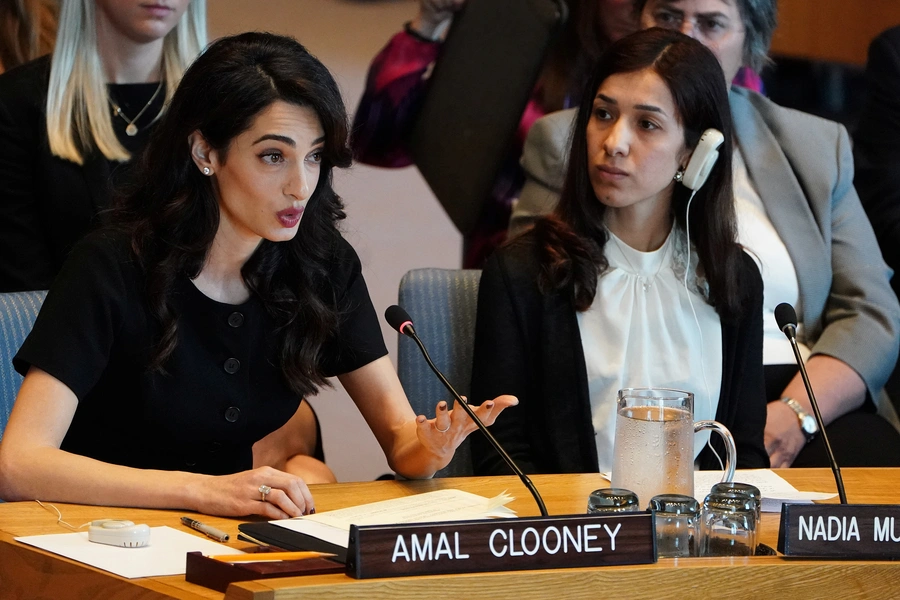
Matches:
[[694, 469, 837, 512], [272, 489, 516, 549], [15, 526, 242, 578]]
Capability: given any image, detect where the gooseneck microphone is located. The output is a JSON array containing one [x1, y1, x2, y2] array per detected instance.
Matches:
[[385, 305, 549, 517], [774, 302, 848, 504]]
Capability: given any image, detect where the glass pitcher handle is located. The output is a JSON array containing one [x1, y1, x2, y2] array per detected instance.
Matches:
[[694, 420, 736, 483]]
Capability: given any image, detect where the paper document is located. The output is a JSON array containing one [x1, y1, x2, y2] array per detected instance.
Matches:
[[694, 469, 837, 512], [15, 525, 242, 579], [273, 489, 516, 548]]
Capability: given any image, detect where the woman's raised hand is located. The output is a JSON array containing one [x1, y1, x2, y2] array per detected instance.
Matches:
[[415, 395, 518, 457], [192, 466, 316, 520], [412, 0, 467, 40]]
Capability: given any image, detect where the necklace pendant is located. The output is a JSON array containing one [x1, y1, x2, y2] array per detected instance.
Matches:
[[641, 278, 651, 292], [125, 123, 139, 137]]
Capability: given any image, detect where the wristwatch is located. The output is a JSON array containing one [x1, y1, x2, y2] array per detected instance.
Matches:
[[780, 397, 819, 443]]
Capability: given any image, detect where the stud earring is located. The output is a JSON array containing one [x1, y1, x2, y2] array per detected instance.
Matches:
[[203, 167, 211, 176], [673, 169, 684, 182]]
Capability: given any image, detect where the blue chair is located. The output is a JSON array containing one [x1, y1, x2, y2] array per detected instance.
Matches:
[[0, 290, 47, 441], [397, 269, 481, 477]]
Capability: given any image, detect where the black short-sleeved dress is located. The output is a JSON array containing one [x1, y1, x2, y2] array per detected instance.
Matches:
[[13, 232, 388, 475]]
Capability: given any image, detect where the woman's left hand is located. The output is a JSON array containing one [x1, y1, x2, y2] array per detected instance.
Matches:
[[415, 395, 518, 458], [339, 357, 518, 478], [766, 356, 867, 468], [764, 400, 807, 468]]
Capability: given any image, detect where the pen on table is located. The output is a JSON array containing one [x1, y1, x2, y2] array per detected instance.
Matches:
[[208, 551, 336, 562], [181, 516, 230, 542]]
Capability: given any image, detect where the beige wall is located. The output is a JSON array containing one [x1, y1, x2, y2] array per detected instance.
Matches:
[[209, 1, 463, 482]]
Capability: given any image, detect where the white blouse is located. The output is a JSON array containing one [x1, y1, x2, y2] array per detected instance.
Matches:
[[577, 229, 723, 473], [733, 147, 811, 364]]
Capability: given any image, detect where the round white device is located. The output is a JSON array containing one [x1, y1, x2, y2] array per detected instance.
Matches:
[[87, 519, 151, 548]]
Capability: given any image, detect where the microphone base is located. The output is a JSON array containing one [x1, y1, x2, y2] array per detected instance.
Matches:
[[777, 503, 900, 559]]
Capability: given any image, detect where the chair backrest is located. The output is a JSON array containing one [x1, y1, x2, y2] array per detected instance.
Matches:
[[397, 269, 481, 477], [0, 290, 47, 441]]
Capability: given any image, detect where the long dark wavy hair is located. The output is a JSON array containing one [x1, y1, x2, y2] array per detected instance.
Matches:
[[535, 28, 746, 321], [111, 32, 353, 398]]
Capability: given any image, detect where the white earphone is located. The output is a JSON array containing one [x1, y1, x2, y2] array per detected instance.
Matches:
[[681, 129, 725, 191]]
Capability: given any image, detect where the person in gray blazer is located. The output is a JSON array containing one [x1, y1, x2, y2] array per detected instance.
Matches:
[[509, 0, 900, 469]]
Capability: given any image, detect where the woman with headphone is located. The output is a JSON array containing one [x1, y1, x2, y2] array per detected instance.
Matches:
[[509, 0, 900, 470], [470, 28, 769, 476]]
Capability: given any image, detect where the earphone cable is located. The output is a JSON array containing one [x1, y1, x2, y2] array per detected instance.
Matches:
[[683, 190, 722, 469]]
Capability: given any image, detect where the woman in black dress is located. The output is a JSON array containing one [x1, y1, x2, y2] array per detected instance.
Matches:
[[0, 32, 515, 519]]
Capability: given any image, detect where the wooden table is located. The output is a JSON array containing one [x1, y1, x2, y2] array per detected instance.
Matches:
[[2, 469, 900, 599]]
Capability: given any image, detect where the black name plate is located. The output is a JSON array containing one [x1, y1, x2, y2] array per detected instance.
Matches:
[[778, 503, 900, 559], [346, 512, 656, 579]]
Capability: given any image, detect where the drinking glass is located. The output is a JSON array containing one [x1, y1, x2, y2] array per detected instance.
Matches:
[[699, 491, 757, 557], [587, 488, 641, 514], [710, 482, 761, 548], [649, 494, 699, 558]]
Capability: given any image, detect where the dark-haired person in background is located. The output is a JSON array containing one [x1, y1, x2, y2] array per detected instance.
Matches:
[[856, 25, 900, 299], [855, 24, 900, 414], [0, 0, 57, 74], [509, 0, 900, 469], [471, 28, 769, 476], [0, 32, 515, 517]]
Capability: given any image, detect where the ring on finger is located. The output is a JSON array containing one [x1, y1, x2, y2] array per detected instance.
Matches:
[[259, 484, 272, 502], [435, 421, 451, 433]]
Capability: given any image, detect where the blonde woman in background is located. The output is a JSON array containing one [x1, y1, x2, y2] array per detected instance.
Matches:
[[0, 0, 58, 73], [0, 0, 205, 293]]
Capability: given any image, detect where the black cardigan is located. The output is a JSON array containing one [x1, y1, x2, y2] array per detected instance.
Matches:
[[470, 233, 769, 475]]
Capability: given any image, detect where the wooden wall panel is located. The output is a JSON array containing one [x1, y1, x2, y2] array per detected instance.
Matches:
[[771, 1, 900, 65]]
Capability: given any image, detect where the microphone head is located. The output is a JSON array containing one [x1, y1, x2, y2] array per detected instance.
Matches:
[[385, 305, 414, 335], [774, 302, 798, 335]]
